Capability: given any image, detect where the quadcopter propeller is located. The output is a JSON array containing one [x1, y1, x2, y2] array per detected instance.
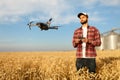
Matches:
[[27, 21, 33, 30], [49, 18, 52, 22]]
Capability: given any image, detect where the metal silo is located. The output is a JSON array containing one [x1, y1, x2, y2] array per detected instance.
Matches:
[[118, 34, 120, 49], [98, 35, 106, 50], [106, 32, 119, 50]]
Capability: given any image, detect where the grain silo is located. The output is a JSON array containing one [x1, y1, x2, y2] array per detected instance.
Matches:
[[96, 28, 120, 50], [118, 34, 120, 49], [97, 35, 106, 50], [106, 31, 119, 50]]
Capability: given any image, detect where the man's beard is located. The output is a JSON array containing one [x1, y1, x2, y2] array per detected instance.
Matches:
[[81, 20, 88, 25]]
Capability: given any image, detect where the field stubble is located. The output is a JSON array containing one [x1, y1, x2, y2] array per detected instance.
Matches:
[[0, 50, 120, 80]]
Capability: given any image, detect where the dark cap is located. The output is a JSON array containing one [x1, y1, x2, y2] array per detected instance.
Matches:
[[77, 12, 88, 18]]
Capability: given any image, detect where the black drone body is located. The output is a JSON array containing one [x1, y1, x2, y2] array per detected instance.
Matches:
[[27, 18, 59, 31]]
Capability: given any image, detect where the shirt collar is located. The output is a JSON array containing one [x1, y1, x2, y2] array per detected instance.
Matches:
[[79, 25, 90, 29]]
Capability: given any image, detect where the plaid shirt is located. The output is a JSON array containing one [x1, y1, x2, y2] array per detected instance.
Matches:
[[72, 26, 101, 58]]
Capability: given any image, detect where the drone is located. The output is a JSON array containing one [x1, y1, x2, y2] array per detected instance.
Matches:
[[27, 18, 60, 30]]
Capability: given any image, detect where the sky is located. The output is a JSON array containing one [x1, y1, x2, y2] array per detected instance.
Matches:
[[0, 0, 120, 51]]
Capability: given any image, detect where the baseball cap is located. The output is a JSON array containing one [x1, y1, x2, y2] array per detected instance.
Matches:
[[77, 12, 88, 18]]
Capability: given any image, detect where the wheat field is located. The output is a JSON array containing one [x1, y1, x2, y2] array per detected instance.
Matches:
[[0, 50, 120, 80]]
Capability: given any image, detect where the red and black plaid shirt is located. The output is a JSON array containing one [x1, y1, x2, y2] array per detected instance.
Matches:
[[72, 26, 101, 58]]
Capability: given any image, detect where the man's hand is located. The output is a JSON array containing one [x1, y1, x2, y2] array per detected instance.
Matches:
[[74, 38, 92, 44], [74, 39, 81, 44], [82, 38, 92, 43], [82, 38, 88, 43]]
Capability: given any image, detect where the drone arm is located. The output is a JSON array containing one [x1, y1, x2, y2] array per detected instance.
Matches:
[[27, 23, 38, 30], [46, 18, 52, 27], [49, 26, 58, 30], [30, 24, 37, 26]]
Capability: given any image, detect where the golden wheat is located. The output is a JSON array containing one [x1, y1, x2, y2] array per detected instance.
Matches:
[[0, 50, 120, 80]]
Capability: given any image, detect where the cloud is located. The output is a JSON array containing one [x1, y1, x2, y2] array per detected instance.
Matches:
[[88, 12, 105, 22], [78, 0, 97, 8], [100, 0, 120, 6], [0, 0, 72, 23], [0, 0, 119, 24], [0, 0, 33, 23]]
